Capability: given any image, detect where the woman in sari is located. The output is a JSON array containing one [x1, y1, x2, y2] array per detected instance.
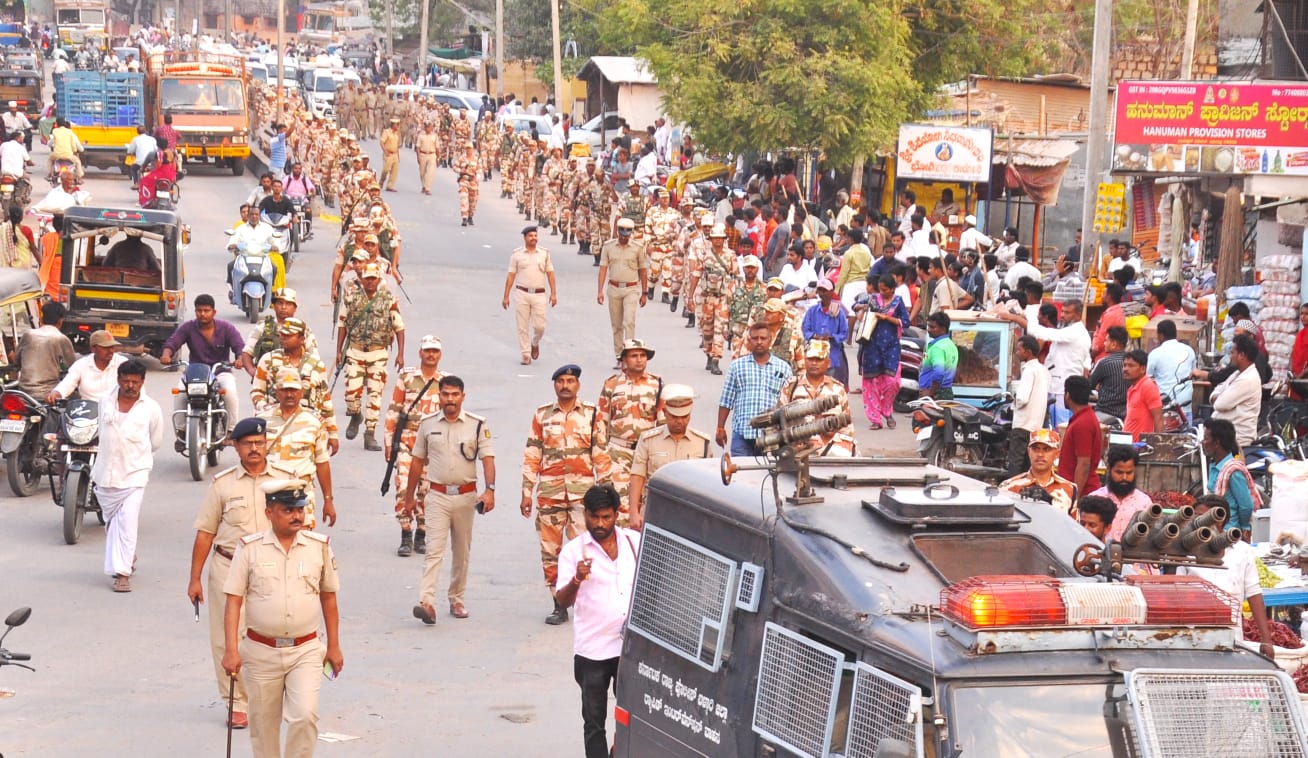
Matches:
[[858, 274, 911, 429]]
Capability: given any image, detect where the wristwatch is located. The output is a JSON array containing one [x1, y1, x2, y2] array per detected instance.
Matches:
[[486, 483, 496, 491]]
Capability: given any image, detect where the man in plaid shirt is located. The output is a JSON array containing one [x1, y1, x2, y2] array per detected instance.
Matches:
[[716, 322, 794, 456]]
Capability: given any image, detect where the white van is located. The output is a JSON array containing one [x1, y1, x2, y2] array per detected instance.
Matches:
[[305, 68, 362, 118]]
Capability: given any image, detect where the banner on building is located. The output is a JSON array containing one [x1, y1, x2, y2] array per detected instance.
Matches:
[[1114, 80, 1308, 175], [895, 124, 994, 183]]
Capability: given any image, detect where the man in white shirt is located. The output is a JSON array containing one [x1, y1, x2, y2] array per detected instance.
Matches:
[[776, 246, 817, 292], [633, 144, 658, 189], [959, 214, 993, 252], [896, 190, 919, 238], [1002, 246, 1042, 291], [1179, 494, 1273, 657], [1210, 334, 1263, 447], [0, 130, 31, 178], [547, 116, 565, 153], [999, 300, 1091, 425], [47, 330, 127, 404], [554, 485, 641, 758], [91, 358, 163, 593], [1008, 334, 1050, 475], [909, 213, 936, 259], [653, 117, 671, 163], [31, 170, 91, 213], [1, 101, 32, 146], [995, 226, 1021, 268]]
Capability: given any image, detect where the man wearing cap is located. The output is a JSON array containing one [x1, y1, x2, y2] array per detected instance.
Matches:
[[222, 478, 342, 758], [718, 322, 795, 456], [596, 218, 649, 363], [644, 188, 681, 303], [999, 429, 1077, 513], [596, 339, 664, 523], [959, 214, 994, 255], [384, 334, 446, 557], [502, 226, 557, 365], [336, 263, 405, 451], [250, 317, 339, 455], [618, 182, 648, 241], [628, 384, 712, 529], [160, 294, 252, 446], [404, 375, 495, 623], [379, 118, 401, 191], [244, 288, 320, 366], [802, 279, 851, 386], [415, 121, 439, 195], [521, 364, 611, 625], [453, 140, 480, 226], [728, 260, 767, 345], [689, 223, 740, 375], [188, 417, 298, 729], [259, 369, 336, 530], [48, 328, 126, 404], [678, 212, 710, 322], [2, 100, 33, 150], [779, 340, 857, 455]]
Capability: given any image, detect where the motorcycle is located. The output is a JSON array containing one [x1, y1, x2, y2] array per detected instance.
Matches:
[[262, 210, 294, 271], [1243, 433, 1290, 506], [288, 196, 311, 253], [226, 222, 280, 324], [0, 174, 30, 215], [51, 398, 101, 545], [910, 392, 1014, 482], [0, 385, 54, 497], [0, 607, 34, 681], [47, 157, 76, 185], [144, 177, 180, 211], [172, 361, 229, 481], [895, 326, 926, 412]]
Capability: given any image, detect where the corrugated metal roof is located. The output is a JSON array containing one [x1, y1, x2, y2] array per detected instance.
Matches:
[[578, 56, 658, 85], [994, 139, 1080, 167]]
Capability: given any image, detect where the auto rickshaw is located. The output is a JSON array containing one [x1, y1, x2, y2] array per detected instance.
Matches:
[[56, 206, 188, 356], [0, 268, 43, 383]]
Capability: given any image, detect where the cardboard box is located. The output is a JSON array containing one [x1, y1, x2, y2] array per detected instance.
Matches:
[[1140, 315, 1208, 353]]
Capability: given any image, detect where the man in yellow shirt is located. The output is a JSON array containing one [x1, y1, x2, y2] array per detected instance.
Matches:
[[48, 117, 84, 180]]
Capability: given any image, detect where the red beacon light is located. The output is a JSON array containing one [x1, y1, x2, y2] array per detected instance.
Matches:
[[940, 576, 1066, 628]]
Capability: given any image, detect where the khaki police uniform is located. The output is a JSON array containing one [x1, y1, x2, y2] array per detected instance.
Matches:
[[415, 129, 439, 194], [225, 528, 339, 758], [411, 410, 494, 608], [193, 462, 294, 713], [507, 246, 554, 360], [631, 426, 713, 481], [598, 238, 649, 358]]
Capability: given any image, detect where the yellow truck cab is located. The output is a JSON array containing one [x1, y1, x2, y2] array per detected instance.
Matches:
[[144, 50, 250, 175]]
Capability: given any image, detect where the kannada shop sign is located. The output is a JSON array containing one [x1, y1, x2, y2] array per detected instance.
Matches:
[[896, 124, 994, 183], [1113, 80, 1308, 175]]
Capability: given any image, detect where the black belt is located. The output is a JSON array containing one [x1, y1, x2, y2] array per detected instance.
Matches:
[[214, 544, 234, 560]]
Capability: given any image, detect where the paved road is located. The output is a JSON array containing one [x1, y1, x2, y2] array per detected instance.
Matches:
[[0, 128, 916, 755]]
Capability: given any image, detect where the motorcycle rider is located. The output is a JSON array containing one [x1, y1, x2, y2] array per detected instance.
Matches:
[[48, 117, 85, 181], [31, 170, 90, 214], [137, 142, 178, 209], [282, 162, 315, 241], [228, 204, 286, 294], [15, 301, 75, 399], [245, 172, 273, 208], [47, 329, 126, 404], [2, 101, 33, 151], [0, 129, 32, 205], [159, 294, 252, 449], [257, 178, 295, 231]]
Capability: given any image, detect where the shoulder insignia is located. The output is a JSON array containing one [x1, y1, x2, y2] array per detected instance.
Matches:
[[464, 411, 487, 422], [302, 531, 329, 544], [535, 402, 554, 412], [687, 427, 712, 441], [268, 463, 298, 477], [240, 533, 262, 545], [638, 426, 664, 441], [212, 465, 239, 481]]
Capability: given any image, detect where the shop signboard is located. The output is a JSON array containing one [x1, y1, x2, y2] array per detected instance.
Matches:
[[895, 124, 994, 183], [1113, 79, 1308, 176]]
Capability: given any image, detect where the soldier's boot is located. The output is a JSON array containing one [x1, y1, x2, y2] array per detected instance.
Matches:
[[709, 358, 723, 376], [646, 286, 655, 300], [545, 600, 569, 625], [363, 430, 382, 451], [397, 529, 413, 557], [461, 217, 468, 227], [413, 529, 427, 554], [550, 225, 558, 236], [468, 216, 474, 226], [685, 313, 696, 328], [345, 413, 362, 440], [705, 355, 714, 371], [669, 296, 679, 313], [660, 292, 671, 304]]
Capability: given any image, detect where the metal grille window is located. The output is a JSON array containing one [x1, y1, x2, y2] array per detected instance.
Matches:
[[844, 663, 925, 758], [626, 524, 737, 671], [752, 622, 844, 758], [1126, 669, 1308, 758]]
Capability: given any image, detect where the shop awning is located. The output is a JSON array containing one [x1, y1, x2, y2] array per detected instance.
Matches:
[[428, 45, 476, 60], [994, 139, 1080, 206]]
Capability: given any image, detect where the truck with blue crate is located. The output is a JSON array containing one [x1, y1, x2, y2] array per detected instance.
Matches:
[[143, 49, 251, 175], [53, 70, 143, 173]]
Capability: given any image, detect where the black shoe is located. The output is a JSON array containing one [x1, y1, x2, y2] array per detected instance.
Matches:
[[545, 601, 569, 625], [646, 287, 656, 300], [709, 359, 723, 376], [705, 355, 714, 371], [592, 258, 600, 267], [363, 430, 382, 451], [660, 292, 670, 304], [413, 530, 427, 555], [685, 314, 696, 328], [468, 217, 473, 226], [461, 218, 467, 226], [669, 296, 679, 312], [397, 529, 413, 557], [345, 414, 361, 440]]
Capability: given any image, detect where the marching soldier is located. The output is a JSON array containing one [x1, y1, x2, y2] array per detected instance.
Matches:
[[453, 140, 480, 226], [415, 122, 439, 195], [336, 263, 406, 451], [498, 123, 516, 197], [729, 255, 767, 347], [588, 167, 615, 267], [187, 417, 297, 730], [688, 224, 740, 375], [380, 117, 401, 192], [682, 213, 716, 328], [250, 317, 339, 455], [619, 182, 648, 244], [596, 339, 665, 523], [242, 287, 319, 366], [259, 370, 336, 529], [596, 217, 649, 363], [477, 112, 497, 180], [520, 364, 610, 625], [404, 374, 496, 625], [779, 340, 858, 455], [500, 225, 557, 366], [383, 334, 445, 557], [644, 188, 681, 303], [628, 385, 713, 528], [222, 479, 342, 758]]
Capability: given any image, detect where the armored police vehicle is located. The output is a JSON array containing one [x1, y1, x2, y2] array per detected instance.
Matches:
[[613, 397, 1306, 757]]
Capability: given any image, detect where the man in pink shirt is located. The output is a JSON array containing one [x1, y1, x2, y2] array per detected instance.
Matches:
[[1089, 444, 1154, 540], [555, 484, 641, 758], [1091, 282, 1126, 358]]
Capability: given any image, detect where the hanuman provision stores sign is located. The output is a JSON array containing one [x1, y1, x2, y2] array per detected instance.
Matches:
[[896, 124, 994, 183], [1113, 80, 1308, 175]]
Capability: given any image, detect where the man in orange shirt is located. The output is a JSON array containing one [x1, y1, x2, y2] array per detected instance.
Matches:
[[1122, 349, 1162, 434], [1091, 282, 1125, 359], [1291, 303, 1308, 399]]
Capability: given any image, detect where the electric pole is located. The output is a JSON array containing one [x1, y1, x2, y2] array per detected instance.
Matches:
[[550, 0, 563, 112], [1181, 0, 1200, 78], [385, 0, 394, 57], [495, 0, 504, 100], [276, 0, 284, 123], [418, 0, 430, 85], [1079, 0, 1114, 268]]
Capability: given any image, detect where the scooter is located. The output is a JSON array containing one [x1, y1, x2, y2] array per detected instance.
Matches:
[[47, 157, 76, 184], [143, 177, 180, 211], [51, 398, 101, 545], [0, 174, 30, 215], [288, 196, 312, 252], [909, 392, 1014, 481], [226, 221, 280, 324], [171, 361, 229, 481], [0, 385, 55, 497], [262, 210, 294, 271], [895, 326, 926, 412], [0, 607, 34, 682]]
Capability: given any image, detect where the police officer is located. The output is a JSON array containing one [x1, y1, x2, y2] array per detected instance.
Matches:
[[222, 479, 343, 758], [415, 121, 439, 195], [404, 375, 496, 624], [595, 218, 649, 365], [187, 418, 297, 729], [501, 226, 557, 366], [628, 385, 712, 529], [521, 364, 611, 624]]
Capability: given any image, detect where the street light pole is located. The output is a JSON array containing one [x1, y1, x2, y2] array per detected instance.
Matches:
[[275, 0, 284, 124], [549, 0, 563, 112], [418, 0, 430, 85], [1079, 0, 1114, 269], [495, 0, 504, 100]]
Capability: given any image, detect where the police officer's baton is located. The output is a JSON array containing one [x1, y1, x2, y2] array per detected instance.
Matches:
[[226, 674, 236, 758]]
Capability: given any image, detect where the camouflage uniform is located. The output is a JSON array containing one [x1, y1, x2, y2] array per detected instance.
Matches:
[[337, 286, 405, 434], [779, 375, 858, 455], [697, 247, 739, 359], [589, 180, 614, 252], [645, 204, 682, 295], [477, 116, 498, 179], [521, 401, 611, 589], [244, 315, 320, 364], [596, 372, 665, 523], [453, 148, 479, 221], [532, 146, 549, 221], [498, 127, 516, 196], [383, 367, 444, 531], [250, 349, 339, 444], [572, 169, 593, 247], [258, 407, 331, 529], [541, 154, 563, 231], [729, 280, 767, 346]]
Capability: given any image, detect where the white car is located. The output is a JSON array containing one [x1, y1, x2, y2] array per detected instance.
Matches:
[[567, 111, 623, 150], [499, 113, 554, 140], [423, 87, 483, 112]]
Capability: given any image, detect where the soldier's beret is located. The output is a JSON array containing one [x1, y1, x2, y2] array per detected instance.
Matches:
[[521, 225, 538, 236], [552, 364, 582, 381], [229, 417, 267, 441]]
